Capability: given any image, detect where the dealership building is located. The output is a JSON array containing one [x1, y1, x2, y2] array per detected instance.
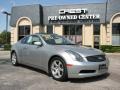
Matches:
[[10, 0, 120, 48]]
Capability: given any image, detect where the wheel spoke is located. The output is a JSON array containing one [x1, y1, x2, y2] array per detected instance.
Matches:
[[58, 61, 62, 67], [54, 61, 58, 67], [58, 61, 63, 71], [52, 70, 58, 75], [58, 67, 63, 72], [51, 65, 56, 71], [12, 53, 16, 65], [57, 70, 62, 77]]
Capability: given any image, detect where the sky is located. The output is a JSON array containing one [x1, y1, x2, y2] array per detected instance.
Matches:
[[0, 0, 106, 32]]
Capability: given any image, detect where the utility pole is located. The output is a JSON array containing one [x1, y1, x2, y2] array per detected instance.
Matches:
[[2, 11, 11, 44], [105, 0, 109, 32]]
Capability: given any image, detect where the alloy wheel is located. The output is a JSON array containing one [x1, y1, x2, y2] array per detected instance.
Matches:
[[51, 60, 64, 79]]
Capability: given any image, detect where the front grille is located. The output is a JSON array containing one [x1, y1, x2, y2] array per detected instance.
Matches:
[[80, 70, 96, 73], [86, 55, 106, 62]]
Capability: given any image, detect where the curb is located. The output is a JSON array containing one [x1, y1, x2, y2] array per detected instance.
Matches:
[[106, 53, 120, 55]]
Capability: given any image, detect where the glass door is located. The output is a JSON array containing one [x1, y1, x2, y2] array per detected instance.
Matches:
[[93, 24, 100, 49], [63, 25, 82, 45], [47, 25, 53, 34], [112, 23, 120, 46]]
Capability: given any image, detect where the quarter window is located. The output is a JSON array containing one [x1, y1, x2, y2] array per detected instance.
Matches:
[[21, 36, 29, 44]]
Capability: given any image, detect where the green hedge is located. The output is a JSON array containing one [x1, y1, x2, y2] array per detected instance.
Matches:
[[4, 44, 11, 51], [100, 45, 120, 53]]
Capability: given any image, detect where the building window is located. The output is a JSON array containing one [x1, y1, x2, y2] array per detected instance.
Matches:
[[70, 25, 75, 35], [93, 24, 100, 49], [63, 25, 70, 35], [112, 23, 120, 46], [93, 24, 100, 35], [47, 25, 53, 34], [63, 25, 82, 35], [63, 25, 82, 44], [18, 25, 30, 40], [76, 25, 82, 35]]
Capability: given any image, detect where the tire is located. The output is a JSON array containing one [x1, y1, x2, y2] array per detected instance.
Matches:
[[11, 52, 18, 66], [50, 57, 68, 81]]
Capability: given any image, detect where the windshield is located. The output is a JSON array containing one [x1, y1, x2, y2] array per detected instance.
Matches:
[[41, 34, 76, 45]]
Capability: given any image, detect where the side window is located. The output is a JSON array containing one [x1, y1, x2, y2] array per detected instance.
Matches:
[[31, 36, 41, 45], [21, 35, 42, 45]]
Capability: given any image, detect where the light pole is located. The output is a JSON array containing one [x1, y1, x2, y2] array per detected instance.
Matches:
[[2, 11, 11, 44], [105, 0, 109, 32]]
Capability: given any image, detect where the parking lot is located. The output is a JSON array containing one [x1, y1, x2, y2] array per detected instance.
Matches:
[[0, 51, 120, 90]]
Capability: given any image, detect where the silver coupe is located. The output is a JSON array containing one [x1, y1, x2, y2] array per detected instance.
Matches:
[[11, 33, 109, 81]]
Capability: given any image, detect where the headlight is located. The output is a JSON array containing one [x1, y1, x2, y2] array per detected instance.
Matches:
[[65, 50, 84, 62]]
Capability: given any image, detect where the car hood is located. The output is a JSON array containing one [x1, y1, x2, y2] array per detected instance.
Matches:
[[51, 45, 104, 57]]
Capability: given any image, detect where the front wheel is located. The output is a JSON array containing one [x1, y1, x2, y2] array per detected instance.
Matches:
[[50, 57, 68, 81]]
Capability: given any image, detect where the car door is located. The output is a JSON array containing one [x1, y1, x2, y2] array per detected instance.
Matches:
[[25, 35, 43, 67], [20, 36, 32, 64]]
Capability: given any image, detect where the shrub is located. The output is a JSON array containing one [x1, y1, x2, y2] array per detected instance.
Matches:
[[100, 45, 120, 53], [4, 44, 11, 51]]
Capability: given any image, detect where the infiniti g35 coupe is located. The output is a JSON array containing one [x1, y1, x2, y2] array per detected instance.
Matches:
[[11, 33, 109, 81]]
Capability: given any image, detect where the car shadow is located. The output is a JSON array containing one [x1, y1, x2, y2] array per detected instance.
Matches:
[[19, 64, 110, 83], [0, 59, 110, 83], [19, 64, 48, 76], [68, 73, 110, 83], [0, 59, 11, 65], [18, 64, 110, 83], [0, 59, 46, 75]]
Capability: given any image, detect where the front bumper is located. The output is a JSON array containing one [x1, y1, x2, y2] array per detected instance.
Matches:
[[67, 60, 109, 78]]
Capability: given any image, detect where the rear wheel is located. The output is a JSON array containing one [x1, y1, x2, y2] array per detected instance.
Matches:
[[50, 57, 68, 81], [11, 52, 18, 66]]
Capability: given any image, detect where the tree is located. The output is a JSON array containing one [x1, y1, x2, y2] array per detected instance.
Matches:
[[0, 31, 11, 44]]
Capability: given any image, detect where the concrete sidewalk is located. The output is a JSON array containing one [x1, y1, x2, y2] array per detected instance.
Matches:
[[0, 51, 10, 60], [106, 53, 120, 55], [0, 51, 10, 55]]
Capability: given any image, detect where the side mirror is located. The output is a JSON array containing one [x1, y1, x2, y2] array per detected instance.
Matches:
[[34, 42, 42, 46]]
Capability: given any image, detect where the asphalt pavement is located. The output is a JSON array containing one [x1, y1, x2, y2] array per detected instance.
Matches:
[[0, 51, 120, 90]]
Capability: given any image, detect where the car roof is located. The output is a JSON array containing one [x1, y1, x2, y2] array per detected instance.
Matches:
[[23, 33, 58, 38], [35, 33, 57, 36]]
